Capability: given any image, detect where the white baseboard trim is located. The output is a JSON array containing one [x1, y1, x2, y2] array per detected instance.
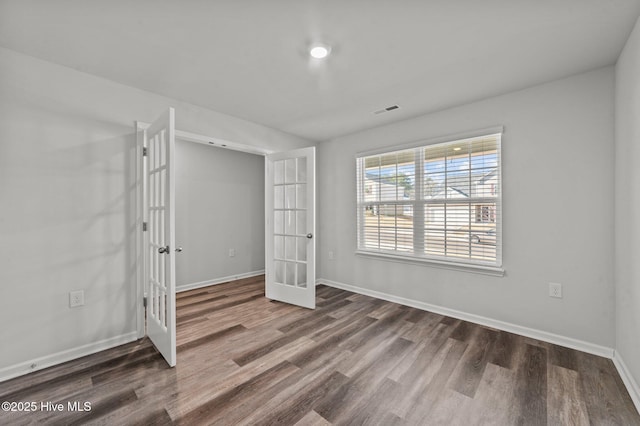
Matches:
[[177, 269, 265, 293], [317, 278, 614, 359], [0, 331, 139, 383], [613, 351, 640, 414]]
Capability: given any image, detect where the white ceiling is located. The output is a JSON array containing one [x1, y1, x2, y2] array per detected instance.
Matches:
[[1, 1, 639, 142]]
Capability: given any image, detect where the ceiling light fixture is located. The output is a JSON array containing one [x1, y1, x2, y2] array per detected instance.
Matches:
[[453, 147, 462, 151], [309, 43, 331, 59]]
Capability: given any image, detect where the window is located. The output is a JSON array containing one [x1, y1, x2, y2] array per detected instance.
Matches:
[[356, 131, 502, 269]]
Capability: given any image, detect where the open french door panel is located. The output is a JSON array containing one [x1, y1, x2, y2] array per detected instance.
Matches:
[[265, 147, 316, 309], [144, 108, 177, 367]]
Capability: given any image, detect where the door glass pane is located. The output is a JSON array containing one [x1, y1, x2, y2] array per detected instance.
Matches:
[[149, 284, 154, 316], [274, 211, 284, 234], [160, 168, 165, 206], [296, 210, 306, 234], [274, 160, 284, 185], [296, 263, 307, 288], [285, 236, 296, 260], [297, 157, 307, 182], [285, 159, 296, 183], [285, 185, 295, 210], [296, 184, 306, 209], [275, 236, 284, 259], [284, 211, 295, 235], [275, 260, 284, 283], [285, 262, 296, 286], [274, 186, 284, 209], [297, 237, 307, 261]]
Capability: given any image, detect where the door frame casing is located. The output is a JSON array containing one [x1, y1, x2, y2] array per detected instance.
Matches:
[[135, 123, 277, 338], [135, 122, 146, 339], [134, 121, 317, 334]]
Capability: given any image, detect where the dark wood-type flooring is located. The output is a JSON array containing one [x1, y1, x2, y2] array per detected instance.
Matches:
[[1, 275, 638, 425]]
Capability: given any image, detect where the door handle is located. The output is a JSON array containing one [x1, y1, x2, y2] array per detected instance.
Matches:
[[175, 247, 183, 252], [306, 233, 313, 239], [158, 246, 169, 254]]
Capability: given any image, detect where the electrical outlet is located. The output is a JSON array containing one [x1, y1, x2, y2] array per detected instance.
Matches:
[[228, 248, 236, 257], [549, 282, 562, 298], [328, 250, 335, 260], [69, 290, 85, 307]]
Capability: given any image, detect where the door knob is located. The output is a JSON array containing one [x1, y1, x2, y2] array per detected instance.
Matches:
[[175, 247, 183, 252], [158, 246, 169, 254], [306, 233, 313, 239]]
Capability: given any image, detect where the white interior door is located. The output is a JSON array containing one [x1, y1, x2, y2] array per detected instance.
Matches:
[[145, 108, 176, 367], [265, 147, 316, 309]]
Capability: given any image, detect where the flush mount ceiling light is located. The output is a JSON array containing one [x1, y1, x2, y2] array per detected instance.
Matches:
[[309, 43, 331, 59], [453, 147, 462, 151]]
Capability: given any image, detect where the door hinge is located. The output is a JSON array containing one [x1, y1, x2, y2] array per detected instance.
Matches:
[[143, 147, 148, 157], [142, 222, 148, 232], [143, 296, 147, 308]]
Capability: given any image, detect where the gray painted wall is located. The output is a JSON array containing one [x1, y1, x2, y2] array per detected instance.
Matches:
[[615, 16, 640, 396], [317, 67, 615, 347], [0, 46, 311, 373], [175, 139, 264, 289]]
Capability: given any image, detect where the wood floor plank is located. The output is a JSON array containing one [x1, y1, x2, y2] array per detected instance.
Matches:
[[320, 376, 403, 426], [465, 362, 520, 425], [177, 292, 264, 323], [450, 319, 476, 342], [576, 351, 640, 425], [47, 389, 138, 426], [338, 304, 410, 354], [488, 329, 521, 370], [0, 344, 159, 402], [549, 343, 579, 371], [176, 324, 247, 352], [395, 322, 458, 385], [166, 336, 314, 419], [514, 343, 548, 426], [294, 410, 332, 426], [405, 338, 469, 424], [2, 276, 639, 425], [290, 316, 378, 369], [315, 336, 413, 423], [175, 361, 300, 425], [420, 387, 474, 425], [448, 326, 498, 398], [233, 315, 337, 366], [390, 336, 463, 419], [235, 349, 354, 425], [547, 364, 590, 426], [251, 371, 349, 426], [399, 310, 443, 343]]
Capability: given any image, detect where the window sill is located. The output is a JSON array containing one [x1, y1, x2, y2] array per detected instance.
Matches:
[[355, 250, 505, 277]]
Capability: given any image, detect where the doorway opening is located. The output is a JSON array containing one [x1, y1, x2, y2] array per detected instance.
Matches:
[[135, 108, 316, 367]]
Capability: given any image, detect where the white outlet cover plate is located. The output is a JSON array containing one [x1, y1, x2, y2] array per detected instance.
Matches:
[[549, 282, 562, 298], [69, 290, 85, 307]]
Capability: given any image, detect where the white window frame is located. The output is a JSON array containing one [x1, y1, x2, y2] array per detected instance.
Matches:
[[355, 127, 504, 276]]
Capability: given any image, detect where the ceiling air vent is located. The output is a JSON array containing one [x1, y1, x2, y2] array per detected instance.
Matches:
[[373, 104, 400, 115]]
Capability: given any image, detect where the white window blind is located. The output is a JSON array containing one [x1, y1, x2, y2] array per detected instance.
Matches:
[[356, 132, 502, 267]]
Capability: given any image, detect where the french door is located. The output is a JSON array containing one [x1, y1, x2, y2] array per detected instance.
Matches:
[[265, 147, 316, 309], [144, 108, 177, 367]]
